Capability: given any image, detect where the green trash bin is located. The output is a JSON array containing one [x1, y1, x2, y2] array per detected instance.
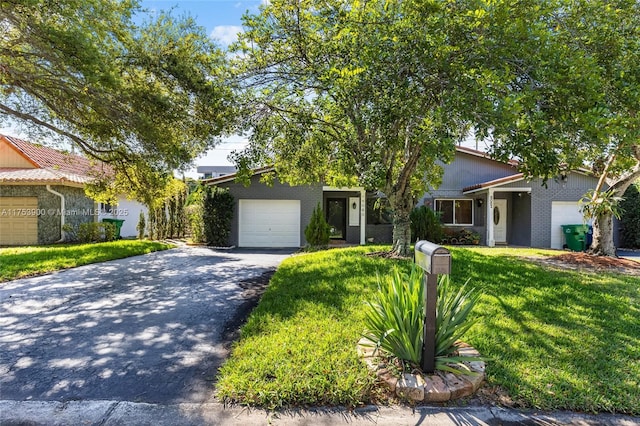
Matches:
[[102, 218, 125, 239], [561, 224, 588, 252]]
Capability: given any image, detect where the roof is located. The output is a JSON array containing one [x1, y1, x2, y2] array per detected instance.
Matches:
[[462, 173, 526, 194], [455, 145, 520, 166], [0, 168, 91, 185], [196, 165, 237, 174], [201, 147, 514, 186], [0, 134, 111, 186], [202, 166, 275, 185]]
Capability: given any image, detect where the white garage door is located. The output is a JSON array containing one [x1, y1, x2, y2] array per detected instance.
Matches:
[[550, 201, 588, 249], [238, 199, 300, 247], [0, 197, 38, 245]]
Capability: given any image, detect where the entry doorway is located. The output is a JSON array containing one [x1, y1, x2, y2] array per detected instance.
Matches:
[[326, 198, 346, 239], [493, 199, 507, 243]]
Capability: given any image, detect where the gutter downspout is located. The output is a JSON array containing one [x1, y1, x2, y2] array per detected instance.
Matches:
[[46, 185, 65, 243]]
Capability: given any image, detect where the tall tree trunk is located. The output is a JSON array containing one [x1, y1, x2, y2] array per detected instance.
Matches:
[[389, 190, 415, 257], [590, 211, 616, 256]]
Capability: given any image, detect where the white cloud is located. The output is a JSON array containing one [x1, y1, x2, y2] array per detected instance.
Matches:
[[210, 25, 243, 46]]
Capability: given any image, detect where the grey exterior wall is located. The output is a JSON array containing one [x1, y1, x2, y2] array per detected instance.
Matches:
[[0, 185, 95, 244], [529, 172, 599, 248], [417, 150, 600, 248], [428, 151, 518, 195], [417, 151, 520, 245], [511, 192, 532, 246], [218, 176, 323, 247]]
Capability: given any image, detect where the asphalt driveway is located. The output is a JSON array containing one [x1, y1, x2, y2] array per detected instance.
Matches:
[[0, 246, 290, 404]]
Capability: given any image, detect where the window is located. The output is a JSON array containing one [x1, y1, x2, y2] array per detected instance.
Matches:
[[435, 199, 473, 225], [366, 197, 393, 225]]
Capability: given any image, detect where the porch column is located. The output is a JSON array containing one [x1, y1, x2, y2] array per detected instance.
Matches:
[[360, 188, 366, 245], [486, 188, 495, 247]]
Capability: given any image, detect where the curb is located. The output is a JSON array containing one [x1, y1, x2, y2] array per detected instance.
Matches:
[[1, 400, 639, 425]]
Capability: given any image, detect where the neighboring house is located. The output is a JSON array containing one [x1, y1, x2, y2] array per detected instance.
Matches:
[[196, 165, 237, 179], [0, 134, 146, 245], [204, 146, 601, 249]]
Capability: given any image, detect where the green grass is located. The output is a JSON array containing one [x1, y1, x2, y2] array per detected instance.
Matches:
[[0, 240, 174, 282], [216, 246, 640, 414]]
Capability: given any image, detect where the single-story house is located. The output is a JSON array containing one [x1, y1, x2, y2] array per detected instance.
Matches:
[[0, 134, 146, 245], [421, 146, 600, 249], [203, 146, 602, 249]]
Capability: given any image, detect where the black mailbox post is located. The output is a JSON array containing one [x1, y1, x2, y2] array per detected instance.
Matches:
[[415, 240, 451, 373]]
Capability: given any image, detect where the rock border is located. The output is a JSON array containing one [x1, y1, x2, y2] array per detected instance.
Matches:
[[357, 338, 485, 403]]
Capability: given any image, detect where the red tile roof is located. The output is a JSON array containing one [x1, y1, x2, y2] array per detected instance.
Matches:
[[0, 134, 112, 185]]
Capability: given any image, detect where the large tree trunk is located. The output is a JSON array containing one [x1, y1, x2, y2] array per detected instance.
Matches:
[[590, 211, 616, 256], [389, 189, 415, 257]]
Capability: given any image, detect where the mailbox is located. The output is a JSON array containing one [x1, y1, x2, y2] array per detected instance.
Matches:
[[414, 240, 451, 373], [415, 240, 451, 275]]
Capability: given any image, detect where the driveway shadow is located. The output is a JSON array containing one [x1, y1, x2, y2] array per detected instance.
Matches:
[[0, 246, 289, 404]]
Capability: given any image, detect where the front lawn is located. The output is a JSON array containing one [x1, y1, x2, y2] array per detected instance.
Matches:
[[216, 246, 640, 414], [0, 240, 173, 282]]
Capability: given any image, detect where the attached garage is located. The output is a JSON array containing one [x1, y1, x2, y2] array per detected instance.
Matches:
[[0, 197, 38, 245], [238, 199, 301, 247], [550, 201, 588, 249]]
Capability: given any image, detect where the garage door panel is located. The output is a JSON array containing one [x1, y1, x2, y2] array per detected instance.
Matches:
[[239, 200, 300, 247], [0, 197, 38, 245], [550, 201, 588, 250]]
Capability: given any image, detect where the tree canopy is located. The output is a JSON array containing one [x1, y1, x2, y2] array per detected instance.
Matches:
[[232, 0, 640, 256], [1, 0, 234, 196], [482, 0, 640, 256], [231, 0, 515, 255]]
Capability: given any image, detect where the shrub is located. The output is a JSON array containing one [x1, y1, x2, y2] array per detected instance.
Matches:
[[620, 182, 640, 248], [136, 211, 146, 239], [410, 205, 445, 244], [364, 266, 424, 364], [304, 203, 331, 248], [76, 222, 117, 243], [441, 228, 481, 245], [203, 187, 234, 246], [363, 265, 481, 374], [186, 203, 205, 243]]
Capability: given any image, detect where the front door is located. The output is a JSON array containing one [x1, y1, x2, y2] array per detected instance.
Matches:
[[326, 198, 346, 239], [493, 199, 507, 243]]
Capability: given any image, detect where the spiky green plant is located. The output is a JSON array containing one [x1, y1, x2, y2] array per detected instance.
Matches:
[[434, 275, 482, 374], [363, 266, 424, 364], [363, 265, 482, 373]]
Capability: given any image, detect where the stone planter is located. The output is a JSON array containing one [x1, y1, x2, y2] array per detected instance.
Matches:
[[357, 338, 486, 403]]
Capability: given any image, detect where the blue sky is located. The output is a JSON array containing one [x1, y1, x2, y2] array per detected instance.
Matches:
[[141, 0, 261, 45]]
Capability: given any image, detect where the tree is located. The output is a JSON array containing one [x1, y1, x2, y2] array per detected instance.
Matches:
[[483, 0, 640, 256], [1, 0, 234, 195], [230, 0, 525, 256], [569, 1, 640, 256]]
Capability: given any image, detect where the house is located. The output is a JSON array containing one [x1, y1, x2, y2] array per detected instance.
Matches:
[[204, 146, 600, 249], [0, 134, 147, 245], [421, 146, 599, 249], [196, 165, 237, 179], [203, 166, 390, 248]]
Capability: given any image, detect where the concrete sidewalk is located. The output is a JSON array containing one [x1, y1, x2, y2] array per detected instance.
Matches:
[[1, 400, 639, 425]]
